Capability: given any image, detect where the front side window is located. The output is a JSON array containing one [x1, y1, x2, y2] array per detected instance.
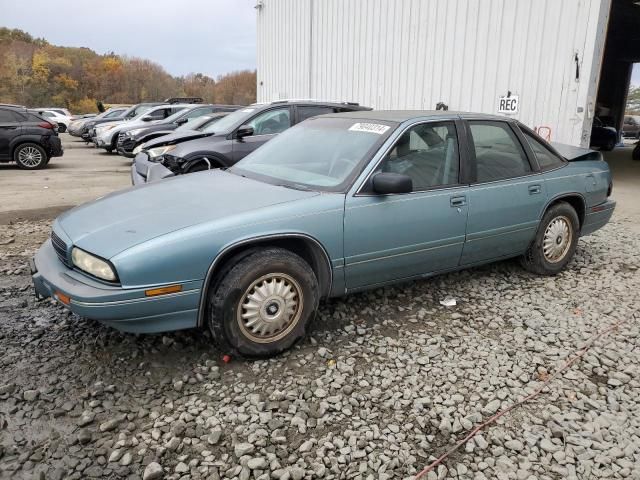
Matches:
[[522, 130, 564, 170], [247, 108, 291, 135], [373, 122, 460, 191], [232, 117, 393, 191], [468, 122, 531, 183]]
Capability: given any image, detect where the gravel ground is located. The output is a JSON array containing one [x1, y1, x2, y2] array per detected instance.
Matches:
[[0, 216, 638, 480]]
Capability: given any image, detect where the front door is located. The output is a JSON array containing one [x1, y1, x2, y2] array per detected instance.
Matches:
[[461, 120, 547, 264], [231, 106, 292, 163], [344, 121, 469, 290]]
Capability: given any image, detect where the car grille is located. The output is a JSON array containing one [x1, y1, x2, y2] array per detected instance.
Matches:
[[51, 231, 71, 267]]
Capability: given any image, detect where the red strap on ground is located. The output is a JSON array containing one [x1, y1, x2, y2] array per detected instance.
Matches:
[[414, 314, 635, 479]]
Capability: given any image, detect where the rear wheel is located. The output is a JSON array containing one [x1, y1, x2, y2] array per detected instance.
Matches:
[[208, 248, 319, 358], [602, 138, 616, 151], [14, 143, 48, 170], [520, 202, 579, 275], [57, 123, 67, 133]]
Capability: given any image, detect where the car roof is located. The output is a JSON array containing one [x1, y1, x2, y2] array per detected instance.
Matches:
[[323, 110, 512, 123], [250, 99, 370, 110], [0, 104, 27, 111]]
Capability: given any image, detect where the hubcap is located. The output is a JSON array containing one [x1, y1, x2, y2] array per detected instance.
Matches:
[[18, 147, 42, 167], [543, 216, 572, 263], [237, 273, 303, 343]]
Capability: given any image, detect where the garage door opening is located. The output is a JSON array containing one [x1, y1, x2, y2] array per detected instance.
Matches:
[[593, 0, 640, 148]]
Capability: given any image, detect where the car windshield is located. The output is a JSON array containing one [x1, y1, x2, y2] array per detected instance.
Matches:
[[230, 117, 394, 191], [161, 108, 189, 123], [176, 115, 214, 131], [201, 107, 258, 133]]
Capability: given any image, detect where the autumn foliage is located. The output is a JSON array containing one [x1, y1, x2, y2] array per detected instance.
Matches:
[[0, 27, 256, 113]]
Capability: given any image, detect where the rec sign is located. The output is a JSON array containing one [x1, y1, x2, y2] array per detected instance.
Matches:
[[498, 95, 519, 114]]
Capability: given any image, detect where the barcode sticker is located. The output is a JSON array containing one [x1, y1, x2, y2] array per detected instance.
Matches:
[[348, 123, 390, 135]]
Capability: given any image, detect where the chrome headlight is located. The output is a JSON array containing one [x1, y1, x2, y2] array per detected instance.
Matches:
[[71, 247, 117, 281], [148, 145, 176, 158], [128, 128, 145, 136]]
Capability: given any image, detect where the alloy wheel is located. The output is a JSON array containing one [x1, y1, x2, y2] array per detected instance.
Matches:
[[18, 147, 43, 167]]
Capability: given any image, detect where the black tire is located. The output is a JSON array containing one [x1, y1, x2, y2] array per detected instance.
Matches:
[[105, 147, 113, 153], [208, 248, 319, 358], [602, 138, 616, 151], [633, 144, 640, 161], [57, 124, 67, 133], [14, 143, 48, 170], [520, 202, 580, 276]]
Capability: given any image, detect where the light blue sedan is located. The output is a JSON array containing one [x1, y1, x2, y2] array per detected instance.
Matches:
[[31, 111, 615, 357]]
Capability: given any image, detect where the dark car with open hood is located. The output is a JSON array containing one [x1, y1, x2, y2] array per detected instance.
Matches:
[[131, 100, 371, 185]]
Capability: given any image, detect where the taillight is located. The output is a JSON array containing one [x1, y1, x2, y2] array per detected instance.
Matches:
[[38, 122, 54, 129]]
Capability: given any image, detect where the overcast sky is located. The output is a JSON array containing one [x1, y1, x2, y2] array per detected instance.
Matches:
[[632, 64, 640, 88], [0, 0, 257, 78]]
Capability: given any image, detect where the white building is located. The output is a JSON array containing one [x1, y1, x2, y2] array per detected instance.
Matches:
[[256, 0, 640, 146]]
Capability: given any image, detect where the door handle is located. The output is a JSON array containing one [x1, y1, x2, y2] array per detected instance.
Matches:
[[528, 184, 542, 195], [450, 195, 467, 207]]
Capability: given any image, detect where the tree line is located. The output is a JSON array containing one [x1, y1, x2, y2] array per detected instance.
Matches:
[[0, 27, 256, 113]]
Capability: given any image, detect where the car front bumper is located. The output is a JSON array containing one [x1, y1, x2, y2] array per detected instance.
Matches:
[[31, 240, 200, 333], [131, 153, 175, 185], [116, 135, 137, 157]]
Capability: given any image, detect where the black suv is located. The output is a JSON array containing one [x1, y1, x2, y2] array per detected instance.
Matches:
[[131, 100, 371, 185], [116, 104, 240, 158], [0, 104, 63, 169]]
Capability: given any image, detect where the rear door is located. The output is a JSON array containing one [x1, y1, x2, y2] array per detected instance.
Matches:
[[460, 120, 546, 265], [230, 106, 292, 162], [0, 109, 23, 158]]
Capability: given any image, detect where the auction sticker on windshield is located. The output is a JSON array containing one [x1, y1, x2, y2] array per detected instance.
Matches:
[[349, 123, 390, 134]]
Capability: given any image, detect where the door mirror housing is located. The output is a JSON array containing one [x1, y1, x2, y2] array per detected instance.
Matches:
[[372, 172, 413, 195], [236, 125, 254, 139], [175, 118, 188, 126], [141, 116, 154, 122]]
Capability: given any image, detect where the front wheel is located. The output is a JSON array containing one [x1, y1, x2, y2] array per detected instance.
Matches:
[[208, 248, 319, 358], [14, 143, 48, 169], [521, 202, 579, 275], [57, 123, 67, 133]]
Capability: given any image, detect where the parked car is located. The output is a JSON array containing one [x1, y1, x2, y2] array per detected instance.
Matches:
[[0, 104, 63, 169], [81, 103, 164, 142], [131, 113, 230, 158], [589, 117, 617, 151], [68, 108, 126, 137], [116, 104, 239, 157], [132, 100, 371, 185], [32, 111, 614, 357], [94, 104, 191, 153], [29, 109, 72, 133], [622, 115, 640, 139], [34, 107, 72, 117]]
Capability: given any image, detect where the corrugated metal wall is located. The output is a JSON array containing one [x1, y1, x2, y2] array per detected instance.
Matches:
[[256, 0, 611, 146]]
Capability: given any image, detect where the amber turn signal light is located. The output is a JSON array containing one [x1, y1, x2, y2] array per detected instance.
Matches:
[[55, 291, 71, 305], [144, 285, 182, 297]]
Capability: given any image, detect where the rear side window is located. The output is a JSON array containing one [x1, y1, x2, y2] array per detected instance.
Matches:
[[468, 121, 531, 183], [0, 110, 22, 122], [522, 131, 564, 170], [298, 106, 335, 123]]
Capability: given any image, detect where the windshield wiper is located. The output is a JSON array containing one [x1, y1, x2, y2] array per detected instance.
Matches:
[[275, 182, 312, 191]]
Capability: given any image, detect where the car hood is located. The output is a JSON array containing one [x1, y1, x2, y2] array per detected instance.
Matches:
[[56, 170, 318, 259], [142, 130, 212, 149], [169, 133, 228, 157]]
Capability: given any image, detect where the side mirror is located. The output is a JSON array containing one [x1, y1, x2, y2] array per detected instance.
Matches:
[[236, 125, 254, 139], [175, 118, 188, 126], [372, 172, 412, 195], [142, 116, 154, 122]]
